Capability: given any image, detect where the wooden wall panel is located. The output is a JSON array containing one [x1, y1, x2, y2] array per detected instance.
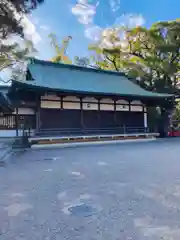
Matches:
[[82, 111, 99, 128], [99, 111, 115, 127]]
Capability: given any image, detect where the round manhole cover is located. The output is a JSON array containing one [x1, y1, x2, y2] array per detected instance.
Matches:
[[68, 204, 97, 217]]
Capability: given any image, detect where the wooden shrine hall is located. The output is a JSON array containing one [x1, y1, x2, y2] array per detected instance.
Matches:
[[0, 58, 173, 138]]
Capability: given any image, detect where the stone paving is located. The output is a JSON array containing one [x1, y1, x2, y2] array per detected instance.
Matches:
[[0, 139, 14, 166], [1, 139, 180, 239]]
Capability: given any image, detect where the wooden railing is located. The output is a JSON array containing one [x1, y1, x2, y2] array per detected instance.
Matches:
[[36, 126, 150, 137], [0, 114, 36, 131]]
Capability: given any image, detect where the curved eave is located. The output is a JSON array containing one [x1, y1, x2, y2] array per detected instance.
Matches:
[[11, 80, 174, 100]]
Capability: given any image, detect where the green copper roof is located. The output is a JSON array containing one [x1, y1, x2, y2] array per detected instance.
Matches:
[[17, 58, 173, 99]]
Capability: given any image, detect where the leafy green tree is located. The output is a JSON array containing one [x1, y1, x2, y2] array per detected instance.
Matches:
[[88, 28, 126, 71], [87, 21, 180, 135], [0, 0, 44, 39], [88, 20, 180, 94]]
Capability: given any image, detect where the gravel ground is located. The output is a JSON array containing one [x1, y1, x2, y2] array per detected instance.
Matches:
[[0, 139, 180, 240]]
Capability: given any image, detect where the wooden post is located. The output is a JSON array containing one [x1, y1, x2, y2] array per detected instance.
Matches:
[[60, 96, 63, 109], [98, 98, 101, 127], [113, 99, 116, 127], [35, 94, 41, 134], [15, 107, 19, 137], [35, 109, 39, 133], [80, 97, 84, 130]]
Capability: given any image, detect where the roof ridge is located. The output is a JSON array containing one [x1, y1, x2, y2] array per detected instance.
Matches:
[[29, 58, 128, 78]]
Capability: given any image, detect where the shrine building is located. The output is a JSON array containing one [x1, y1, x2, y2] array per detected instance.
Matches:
[[0, 58, 173, 139]]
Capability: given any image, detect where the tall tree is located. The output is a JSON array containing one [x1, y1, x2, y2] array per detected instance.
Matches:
[[88, 27, 129, 71], [88, 21, 180, 134], [0, 0, 44, 39], [88, 20, 180, 94]]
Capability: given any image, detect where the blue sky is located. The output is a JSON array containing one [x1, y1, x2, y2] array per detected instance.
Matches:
[[28, 0, 180, 61], [15, 0, 180, 62], [1, 0, 179, 81]]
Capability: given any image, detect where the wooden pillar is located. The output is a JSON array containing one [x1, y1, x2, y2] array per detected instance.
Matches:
[[128, 100, 131, 111], [15, 107, 19, 137], [125, 100, 131, 133], [36, 94, 41, 133], [36, 110, 39, 133], [113, 99, 117, 126], [80, 97, 84, 129], [98, 98, 101, 127], [60, 96, 63, 109]]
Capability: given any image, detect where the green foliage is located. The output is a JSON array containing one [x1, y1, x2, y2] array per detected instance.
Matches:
[[0, 0, 44, 39], [87, 20, 180, 96], [172, 99, 180, 121], [0, 39, 37, 82]]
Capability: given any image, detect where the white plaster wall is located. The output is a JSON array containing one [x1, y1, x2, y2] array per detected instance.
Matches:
[[130, 105, 143, 112], [82, 103, 98, 110], [82, 97, 98, 103], [116, 105, 129, 111], [63, 96, 80, 102], [131, 100, 142, 105], [13, 108, 35, 115], [100, 104, 114, 111], [41, 101, 61, 109], [100, 98, 114, 104], [41, 94, 60, 100], [63, 102, 81, 109], [0, 129, 35, 137], [116, 99, 129, 105]]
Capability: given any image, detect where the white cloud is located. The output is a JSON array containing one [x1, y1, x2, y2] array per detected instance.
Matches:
[[71, 0, 97, 25], [84, 25, 102, 41], [20, 15, 42, 45], [114, 14, 145, 28], [13, 9, 41, 45], [109, 0, 121, 12], [39, 25, 50, 31]]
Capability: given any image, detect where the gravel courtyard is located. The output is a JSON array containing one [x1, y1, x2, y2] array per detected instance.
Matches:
[[1, 139, 180, 240]]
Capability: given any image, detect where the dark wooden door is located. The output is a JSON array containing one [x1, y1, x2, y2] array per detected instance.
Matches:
[[116, 111, 144, 127], [82, 110, 99, 128], [99, 111, 115, 128], [40, 109, 81, 129]]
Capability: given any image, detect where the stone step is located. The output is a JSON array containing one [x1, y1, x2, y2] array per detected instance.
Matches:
[[29, 134, 157, 149]]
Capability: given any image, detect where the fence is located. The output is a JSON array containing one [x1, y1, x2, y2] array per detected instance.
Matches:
[[36, 126, 150, 137], [0, 114, 36, 131]]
